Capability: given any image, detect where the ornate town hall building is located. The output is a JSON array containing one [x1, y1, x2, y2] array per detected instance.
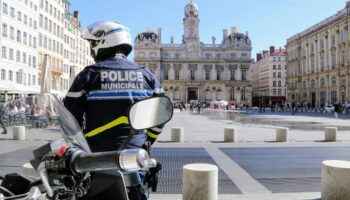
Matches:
[[134, 0, 252, 105]]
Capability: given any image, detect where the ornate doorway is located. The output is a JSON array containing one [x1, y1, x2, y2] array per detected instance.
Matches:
[[188, 87, 198, 102]]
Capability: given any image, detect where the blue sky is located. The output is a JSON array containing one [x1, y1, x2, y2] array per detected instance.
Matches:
[[70, 0, 347, 60]]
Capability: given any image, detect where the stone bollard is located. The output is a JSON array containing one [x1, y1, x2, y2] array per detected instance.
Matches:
[[276, 127, 289, 142], [183, 163, 218, 200], [224, 127, 237, 142], [22, 163, 37, 178], [322, 160, 350, 200], [324, 127, 337, 142], [171, 127, 184, 142], [12, 126, 25, 140]]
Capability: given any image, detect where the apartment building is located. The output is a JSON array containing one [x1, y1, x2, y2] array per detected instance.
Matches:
[[0, 0, 39, 101]]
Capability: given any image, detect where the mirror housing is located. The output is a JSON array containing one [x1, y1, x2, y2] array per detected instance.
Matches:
[[128, 96, 173, 130]]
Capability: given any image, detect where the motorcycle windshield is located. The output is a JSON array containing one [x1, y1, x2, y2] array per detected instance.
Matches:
[[1, 93, 91, 153]]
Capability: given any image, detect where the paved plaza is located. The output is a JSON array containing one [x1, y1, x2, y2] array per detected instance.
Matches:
[[1, 110, 350, 199]]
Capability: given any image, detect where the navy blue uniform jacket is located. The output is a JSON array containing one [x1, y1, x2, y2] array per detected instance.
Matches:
[[64, 56, 163, 152]]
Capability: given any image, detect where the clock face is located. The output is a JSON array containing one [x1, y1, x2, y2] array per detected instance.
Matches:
[[186, 5, 198, 17]]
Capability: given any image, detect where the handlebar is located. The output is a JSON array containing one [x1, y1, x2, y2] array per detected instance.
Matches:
[[38, 148, 156, 198], [71, 149, 157, 174], [71, 150, 122, 174]]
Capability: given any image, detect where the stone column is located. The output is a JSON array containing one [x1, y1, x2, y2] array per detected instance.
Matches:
[[171, 127, 184, 142], [12, 126, 25, 140], [183, 164, 218, 200], [337, 72, 340, 103], [224, 127, 237, 142], [322, 160, 350, 200], [197, 87, 200, 102], [326, 75, 330, 103]]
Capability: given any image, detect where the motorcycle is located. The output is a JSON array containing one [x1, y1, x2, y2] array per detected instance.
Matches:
[[0, 93, 173, 200]]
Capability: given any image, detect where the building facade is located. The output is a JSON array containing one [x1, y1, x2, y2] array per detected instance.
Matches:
[[63, 6, 93, 95], [286, 1, 350, 108], [38, 0, 65, 96], [252, 46, 286, 106], [134, 0, 252, 105], [0, 0, 92, 100], [0, 0, 39, 101]]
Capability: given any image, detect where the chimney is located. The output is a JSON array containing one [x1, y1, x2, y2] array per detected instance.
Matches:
[[262, 50, 269, 57], [256, 53, 262, 62], [269, 46, 275, 55], [73, 10, 79, 19], [223, 29, 228, 39], [231, 26, 237, 34]]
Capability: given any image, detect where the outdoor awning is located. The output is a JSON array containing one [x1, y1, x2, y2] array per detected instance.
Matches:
[[0, 80, 40, 94]]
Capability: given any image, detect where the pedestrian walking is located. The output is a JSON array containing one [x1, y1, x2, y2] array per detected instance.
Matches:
[[291, 102, 295, 115], [334, 102, 340, 118], [190, 104, 193, 113], [0, 104, 7, 134], [197, 103, 201, 114]]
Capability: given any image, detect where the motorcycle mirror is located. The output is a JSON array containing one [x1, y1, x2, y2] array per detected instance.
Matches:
[[128, 96, 173, 130]]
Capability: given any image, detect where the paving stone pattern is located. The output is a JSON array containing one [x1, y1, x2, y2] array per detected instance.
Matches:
[[221, 147, 350, 193]]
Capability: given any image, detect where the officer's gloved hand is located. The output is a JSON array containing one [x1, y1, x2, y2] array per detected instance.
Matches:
[[142, 140, 152, 154], [146, 162, 162, 192]]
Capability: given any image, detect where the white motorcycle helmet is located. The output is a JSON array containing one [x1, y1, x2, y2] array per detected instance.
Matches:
[[83, 21, 132, 61]]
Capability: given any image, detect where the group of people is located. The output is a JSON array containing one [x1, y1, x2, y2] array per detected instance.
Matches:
[[189, 103, 204, 114], [0, 101, 28, 134], [0, 100, 51, 134], [173, 102, 206, 114]]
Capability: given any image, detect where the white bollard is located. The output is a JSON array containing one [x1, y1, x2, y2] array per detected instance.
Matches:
[[183, 163, 218, 200], [324, 127, 337, 142], [171, 127, 184, 142], [322, 160, 350, 200], [276, 127, 289, 142], [22, 163, 37, 178], [224, 127, 237, 142], [12, 126, 25, 140]]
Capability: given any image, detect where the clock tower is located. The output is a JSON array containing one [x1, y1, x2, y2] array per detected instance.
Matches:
[[183, 0, 200, 58]]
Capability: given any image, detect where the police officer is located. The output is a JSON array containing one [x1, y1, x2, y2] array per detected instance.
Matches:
[[64, 21, 163, 152], [64, 21, 163, 199]]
